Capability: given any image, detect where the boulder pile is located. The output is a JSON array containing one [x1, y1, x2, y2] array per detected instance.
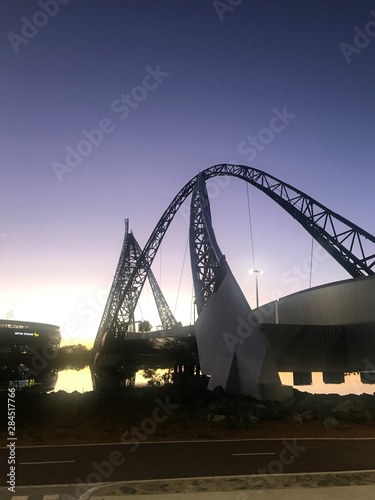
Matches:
[[200, 390, 375, 430]]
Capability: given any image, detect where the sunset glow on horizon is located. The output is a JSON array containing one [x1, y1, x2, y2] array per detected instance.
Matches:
[[1, 1, 375, 347]]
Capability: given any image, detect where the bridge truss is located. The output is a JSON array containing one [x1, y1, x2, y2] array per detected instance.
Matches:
[[189, 172, 230, 315], [94, 219, 177, 352], [93, 165, 375, 353]]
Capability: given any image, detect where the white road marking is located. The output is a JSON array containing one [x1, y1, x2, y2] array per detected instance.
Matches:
[[11, 497, 60, 500], [19, 460, 75, 465], [232, 452, 276, 456], [6, 436, 375, 449]]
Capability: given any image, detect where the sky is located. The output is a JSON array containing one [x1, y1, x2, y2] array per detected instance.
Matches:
[[1, 0, 375, 346]]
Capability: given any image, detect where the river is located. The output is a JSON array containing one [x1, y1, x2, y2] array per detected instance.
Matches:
[[52, 368, 375, 395]]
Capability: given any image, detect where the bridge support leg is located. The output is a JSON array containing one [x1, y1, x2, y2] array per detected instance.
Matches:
[[195, 273, 293, 401]]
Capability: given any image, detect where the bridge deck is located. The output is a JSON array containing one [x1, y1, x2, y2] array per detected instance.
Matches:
[[94, 321, 375, 374]]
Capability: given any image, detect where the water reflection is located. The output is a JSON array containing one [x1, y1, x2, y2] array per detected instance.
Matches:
[[0, 343, 90, 392], [54, 366, 93, 393], [280, 372, 375, 396], [0, 364, 58, 392], [48, 369, 375, 395], [1, 363, 375, 395], [53, 366, 146, 393], [90, 365, 136, 392]]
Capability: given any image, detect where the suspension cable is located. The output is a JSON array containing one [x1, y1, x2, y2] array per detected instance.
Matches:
[[246, 183, 256, 269], [309, 237, 314, 288], [174, 233, 189, 317], [190, 283, 196, 325], [159, 241, 162, 287]]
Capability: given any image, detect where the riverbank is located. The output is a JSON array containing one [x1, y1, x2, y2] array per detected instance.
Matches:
[[2, 385, 375, 446]]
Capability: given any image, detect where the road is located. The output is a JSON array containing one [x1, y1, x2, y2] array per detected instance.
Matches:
[[1, 438, 375, 498]]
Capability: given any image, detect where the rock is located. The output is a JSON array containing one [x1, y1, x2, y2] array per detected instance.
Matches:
[[254, 403, 266, 411], [262, 406, 282, 420], [288, 412, 303, 424], [300, 410, 315, 422], [204, 404, 219, 415], [354, 399, 369, 411], [323, 416, 340, 429], [353, 410, 373, 423], [120, 486, 137, 494], [247, 413, 259, 425], [281, 397, 296, 408], [241, 413, 259, 426], [316, 407, 333, 419], [338, 399, 356, 411], [331, 409, 356, 422], [320, 398, 335, 410], [294, 397, 316, 414], [211, 414, 226, 422]]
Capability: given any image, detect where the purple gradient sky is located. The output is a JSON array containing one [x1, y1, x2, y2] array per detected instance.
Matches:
[[1, 0, 375, 345]]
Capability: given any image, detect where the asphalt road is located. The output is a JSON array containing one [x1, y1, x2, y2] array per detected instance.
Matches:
[[1, 437, 375, 490]]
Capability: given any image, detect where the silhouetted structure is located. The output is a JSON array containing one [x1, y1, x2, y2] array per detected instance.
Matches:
[[92, 165, 375, 399]]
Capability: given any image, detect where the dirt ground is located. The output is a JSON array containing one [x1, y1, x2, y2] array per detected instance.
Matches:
[[3, 390, 375, 447], [10, 417, 375, 447]]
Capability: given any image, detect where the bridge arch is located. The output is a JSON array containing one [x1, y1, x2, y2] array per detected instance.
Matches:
[[94, 164, 375, 350]]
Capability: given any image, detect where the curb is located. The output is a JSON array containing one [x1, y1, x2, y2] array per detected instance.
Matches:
[[83, 470, 375, 497]]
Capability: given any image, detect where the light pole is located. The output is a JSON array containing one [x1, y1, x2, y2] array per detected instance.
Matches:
[[249, 269, 263, 308]]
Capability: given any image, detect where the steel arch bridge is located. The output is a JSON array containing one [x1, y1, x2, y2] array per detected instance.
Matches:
[[93, 164, 375, 355]]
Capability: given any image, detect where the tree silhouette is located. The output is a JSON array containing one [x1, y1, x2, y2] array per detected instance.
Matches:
[[138, 320, 152, 332]]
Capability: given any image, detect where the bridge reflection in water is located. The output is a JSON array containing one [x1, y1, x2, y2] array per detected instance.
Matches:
[[1, 364, 373, 394], [51, 367, 374, 395]]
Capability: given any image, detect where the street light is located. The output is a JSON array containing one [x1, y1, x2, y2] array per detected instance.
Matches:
[[249, 269, 263, 308]]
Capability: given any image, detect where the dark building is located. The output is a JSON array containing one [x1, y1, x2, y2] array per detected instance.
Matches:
[[0, 319, 61, 363]]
